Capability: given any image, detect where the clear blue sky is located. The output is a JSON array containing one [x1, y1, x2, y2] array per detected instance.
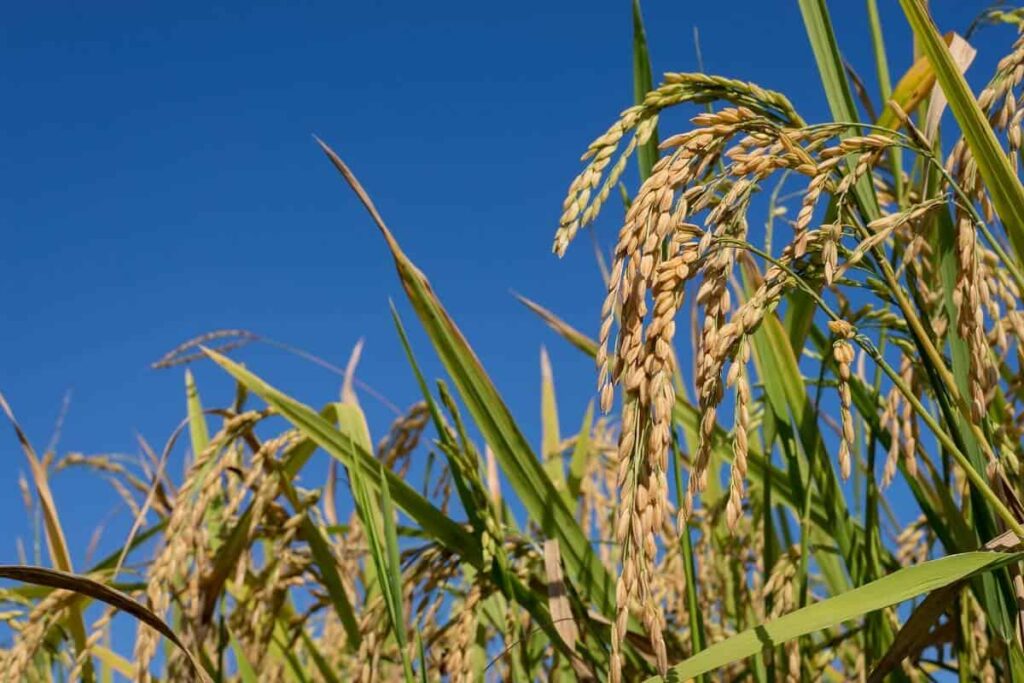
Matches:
[[0, 2, 1004, 567]]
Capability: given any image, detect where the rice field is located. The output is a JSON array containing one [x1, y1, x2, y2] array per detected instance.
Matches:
[[5, 1, 1024, 680]]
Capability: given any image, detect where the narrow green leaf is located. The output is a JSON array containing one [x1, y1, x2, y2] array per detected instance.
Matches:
[[866, 0, 893, 105], [632, 0, 659, 181], [185, 369, 210, 456], [797, 0, 880, 220], [416, 632, 429, 683], [229, 629, 258, 683], [317, 140, 617, 621], [650, 551, 1024, 682], [866, 0, 906, 206], [515, 294, 597, 357], [798, 0, 860, 127], [539, 347, 566, 494], [186, 369, 225, 555], [379, 465, 407, 656], [350, 453, 414, 682], [900, 0, 1024, 265]]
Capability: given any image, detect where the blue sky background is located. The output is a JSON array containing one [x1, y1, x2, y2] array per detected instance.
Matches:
[[0, 1, 1011, 573]]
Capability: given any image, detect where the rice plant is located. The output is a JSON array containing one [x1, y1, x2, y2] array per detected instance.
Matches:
[[5, 1, 1024, 681]]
